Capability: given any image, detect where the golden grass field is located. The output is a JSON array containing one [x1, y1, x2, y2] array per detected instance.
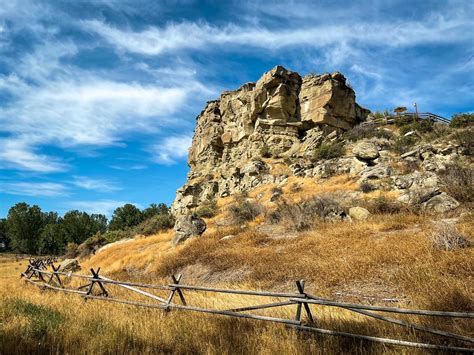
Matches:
[[1, 177, 473, 354]]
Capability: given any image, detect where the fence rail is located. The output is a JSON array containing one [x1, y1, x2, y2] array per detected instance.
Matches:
[[20, 259, 474, 353], [361, 112, 451, 127]]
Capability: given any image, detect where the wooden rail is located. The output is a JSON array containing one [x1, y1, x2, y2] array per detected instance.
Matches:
[[20, 259, 474, 353], [361, 112, 451, 126]]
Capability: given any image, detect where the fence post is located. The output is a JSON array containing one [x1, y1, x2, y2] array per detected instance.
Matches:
[[167, 274, 186, 307], [86, 267, 109, 298], [295, 280, 314, 324]]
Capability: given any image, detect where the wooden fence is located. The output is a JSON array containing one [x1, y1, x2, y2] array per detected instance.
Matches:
[[21, 259, 473, 353], [361, 112, 451, 127]]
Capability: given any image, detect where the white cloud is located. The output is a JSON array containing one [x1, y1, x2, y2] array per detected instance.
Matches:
[[72, 176, 121, 192], [0, 138, 68, 172], [68, 199, 139, 216], [0, 41, 209, 172], [84, 13, 473, 56], [151, 135, 192, 165], [0, 182, 69, 197]]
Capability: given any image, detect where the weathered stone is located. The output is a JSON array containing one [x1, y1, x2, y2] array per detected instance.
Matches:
[[171, 65, 369, 224], [349, 207, 371, 221], [422, 193, 460, 213], [58, 259, 80, 273], [172, 215, 207, 245], [353, 141, 380, 160]]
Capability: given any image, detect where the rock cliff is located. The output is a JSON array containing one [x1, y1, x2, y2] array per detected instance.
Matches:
[[172, 66, 369, 221]]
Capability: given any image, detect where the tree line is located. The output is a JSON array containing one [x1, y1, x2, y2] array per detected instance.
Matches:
[[0, 202, 173, 255]]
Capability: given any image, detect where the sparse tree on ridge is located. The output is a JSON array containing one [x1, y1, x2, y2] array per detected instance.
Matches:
[[109, 204, 144, 231]]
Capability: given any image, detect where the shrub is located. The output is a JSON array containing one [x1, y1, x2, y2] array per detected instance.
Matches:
[[269, 196, 346, 231], [313, 141, 345, 160], [393, 135, 418, 154], [64, 242, 79, 258], [195, 200, 218, 219], [429, 223, 470, 251], [450, 113, 474, 128], [228, 196, 262, 223], [367, 196, 403, 214], [360, 181, 376, 193], [259, 144, 271, 158], [344, 126, 394, 142], [133, 214, 175, 236], [439, 163, 474, 203], [399, 119, 434, 136], [452, 129, 474, 156]]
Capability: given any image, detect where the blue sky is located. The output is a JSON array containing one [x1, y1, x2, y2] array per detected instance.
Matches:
[[0, 0, 473, 218]]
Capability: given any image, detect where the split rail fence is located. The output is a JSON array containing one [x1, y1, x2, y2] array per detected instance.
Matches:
[[21, 258, 473, 353], [361, 112, 451, 127]]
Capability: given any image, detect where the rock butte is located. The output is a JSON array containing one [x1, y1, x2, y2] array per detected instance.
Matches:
[[171, 66, 369, 222]]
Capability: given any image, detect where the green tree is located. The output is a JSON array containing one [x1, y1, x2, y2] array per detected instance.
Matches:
[[0, 218, 9, 251], [109, 204, 143, 231], [62, 211, 108, 244], [38, 223, 66, 255], [6, 203, 44, 253], [143, 203, 170, 219]]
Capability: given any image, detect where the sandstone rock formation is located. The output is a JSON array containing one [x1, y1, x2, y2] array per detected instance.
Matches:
[[172, 66, 369, 221]]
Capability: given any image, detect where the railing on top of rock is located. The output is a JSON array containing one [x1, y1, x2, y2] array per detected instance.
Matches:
[[361, 112, 450, 126], [20, 258, 474, 353]]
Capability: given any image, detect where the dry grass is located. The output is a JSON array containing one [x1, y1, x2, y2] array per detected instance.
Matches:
[[1, 177, 473, 353]]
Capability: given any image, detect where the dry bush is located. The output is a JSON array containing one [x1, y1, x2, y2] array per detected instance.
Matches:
[[439, 163, 474, 203], [228, 195, 263, 224], [269, 196, 346, 231], [366, 196, 404, 214], [359, 181, 376, 193], [429, 223, 470, 251], [313, 141, 345, 160], [344, 126, 394, 141], [195, 200, 218, 219]]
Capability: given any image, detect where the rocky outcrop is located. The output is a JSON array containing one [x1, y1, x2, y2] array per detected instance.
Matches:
[[172, 66, 369, 221]]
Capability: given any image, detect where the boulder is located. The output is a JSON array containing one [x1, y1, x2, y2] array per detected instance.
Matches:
[[349, 207, 371, 221], [422, 193, 460, 213], [58, 259, 80, 273], [172, 215, 207, 245], [353, 141, 380, 160]]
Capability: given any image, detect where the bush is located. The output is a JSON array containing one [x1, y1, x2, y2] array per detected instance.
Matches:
[[228, 195, 262, 223], [313, 141, 345, 160], [64, 242, 79, 258], [360, 181, 376, 193], [439, 163, 474, 203], [452, 129, 474, 156], [367, 196, 404, 214], [344, 126, 394, 142], [393, 135, 418, 154], [195, 200, 218, 219], [133, 214, 176, 236], [399, 119, 434, 136], [269, 196, 346, 231], [429, 223, 470, 251], [450, 113, 474, 128]]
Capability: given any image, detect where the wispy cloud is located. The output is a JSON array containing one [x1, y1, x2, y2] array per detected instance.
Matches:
[[84, 13, 472, 56], [0, 182, 69, 197], [72, 176, 121, 192], [151, 135, 192, 165]]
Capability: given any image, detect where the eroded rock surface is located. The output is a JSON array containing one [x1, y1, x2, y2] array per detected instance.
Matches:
[[172, 66, 369, 221]]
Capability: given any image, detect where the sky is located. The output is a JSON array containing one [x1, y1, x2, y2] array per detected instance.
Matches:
[[0, 0, 473, 218]]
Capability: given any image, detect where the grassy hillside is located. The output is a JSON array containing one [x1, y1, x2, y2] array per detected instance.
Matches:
[[1, 172, 472, 354]]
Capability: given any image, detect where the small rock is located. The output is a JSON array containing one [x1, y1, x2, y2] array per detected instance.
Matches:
[[58, 259, 80, 273], [401, 149, 419, 159], [349, 207, 371, 221], [220, 235, 236, 241], [353, 141, 380, 160]]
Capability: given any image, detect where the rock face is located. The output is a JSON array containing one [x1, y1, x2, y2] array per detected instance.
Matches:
[[172, 66, 369, 221], [172, 215, 207, 245]]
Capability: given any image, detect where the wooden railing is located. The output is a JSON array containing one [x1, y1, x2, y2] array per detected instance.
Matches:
[[20, 259, 474, 353], [361, 112, 451, 126]]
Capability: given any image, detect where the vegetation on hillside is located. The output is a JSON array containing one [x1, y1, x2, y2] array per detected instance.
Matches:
[[0, 202, 173, 256]]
